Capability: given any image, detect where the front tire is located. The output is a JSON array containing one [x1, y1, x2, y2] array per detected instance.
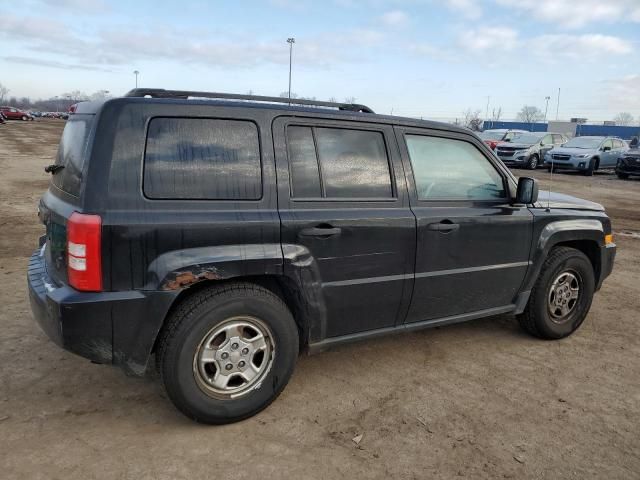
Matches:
[[21, 115, 28, 121], [517, 247, 595, 340], [157, 282, 299, 424], [527, 154, 539, 170]]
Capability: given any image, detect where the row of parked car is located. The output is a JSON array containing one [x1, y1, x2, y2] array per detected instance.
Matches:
[[479, 128, 640, 179], [0, 106, 70, 123]]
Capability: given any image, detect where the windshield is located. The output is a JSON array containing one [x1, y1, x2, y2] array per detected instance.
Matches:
[[478, 130, 504, 141], [563, 137, 603, 149], [510, 133, 543, 144]]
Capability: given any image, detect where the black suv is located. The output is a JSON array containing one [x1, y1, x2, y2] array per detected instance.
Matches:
[[28, 89, 616, 424], [616, 145, 640, 179]]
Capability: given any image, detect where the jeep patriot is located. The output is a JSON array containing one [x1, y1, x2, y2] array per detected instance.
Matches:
[[28, 89, 616, 424]]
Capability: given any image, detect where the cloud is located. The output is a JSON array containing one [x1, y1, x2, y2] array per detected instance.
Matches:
[[605, 74, 640, 112], [458, 27, 519, 52], [533, 34, 633, 59], [2, 56, 113, 72], [496, 0, 640, 28], [444, 0, 482, 19], [379, 10, 409, 27]]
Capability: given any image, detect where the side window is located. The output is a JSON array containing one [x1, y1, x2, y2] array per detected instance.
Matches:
[[144, 118, 261, 200], [286, 125, 393, 199], [614, 140, 624, 149], [552, 134, 563, 144], [504, 132, 514, 141], [405, 135, 506, 201], [542, 135, 553, 145], [602, 139, 613, 150]]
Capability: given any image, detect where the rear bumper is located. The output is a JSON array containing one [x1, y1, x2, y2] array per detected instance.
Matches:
[[28, 247, 177, 375]]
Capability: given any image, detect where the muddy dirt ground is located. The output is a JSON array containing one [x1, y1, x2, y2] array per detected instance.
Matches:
[[0, 120, 638, 479]]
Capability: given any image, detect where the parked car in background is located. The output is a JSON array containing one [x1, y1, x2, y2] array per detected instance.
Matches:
[[544, 136, 628, 176], [496, 132, 567, 169], [0, 106, 34, 121], [0, 111, 6, 124], [615, 145, 640, 179], [478, 129, 528, 150]]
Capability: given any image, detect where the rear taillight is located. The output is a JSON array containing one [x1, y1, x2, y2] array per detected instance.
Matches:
[[67, 212, 102, 291]]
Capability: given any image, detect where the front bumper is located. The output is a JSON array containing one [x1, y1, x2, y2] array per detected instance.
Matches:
[[544, 158, 590, 170], [616, 159, 640, 176], [28, 247, 177, 375], [597, 243, 616, 290]]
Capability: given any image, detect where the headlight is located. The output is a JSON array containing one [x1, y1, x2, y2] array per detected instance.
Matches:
[[573, 154, 590, 158]]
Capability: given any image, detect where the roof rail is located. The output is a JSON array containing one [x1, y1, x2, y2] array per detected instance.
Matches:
[[124, 88, 375, 114]]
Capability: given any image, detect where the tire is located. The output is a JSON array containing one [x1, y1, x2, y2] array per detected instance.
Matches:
[[21, 115, 28, 121], [527, 154, 539, 170], [157, 282, 299, 424], [583, 158, 597, 176], [517, 247, 595, 340], [617, 172, 629, 180]]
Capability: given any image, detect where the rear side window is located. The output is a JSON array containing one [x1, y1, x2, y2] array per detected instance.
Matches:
[[286, 126, 393, 199], [144, 118, 261, 200], [51, 116, 93, 197]]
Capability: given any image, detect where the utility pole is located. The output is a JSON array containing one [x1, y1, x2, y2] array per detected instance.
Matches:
[[133, 70, 140, 89], [485, 96, 490, 119], [555, 88, 560, 121], [544, 96, 551, 122], [287, 38, 295, 104]]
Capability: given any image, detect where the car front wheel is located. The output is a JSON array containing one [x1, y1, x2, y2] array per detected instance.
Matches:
[[157, 282, 299, 424], [527, 154, 539, 170], [517, 247, 595, 339]]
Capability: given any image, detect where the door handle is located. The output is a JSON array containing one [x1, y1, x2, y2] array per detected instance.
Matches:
[[299, 226, 342, 238], [427, 221, 460, 232]]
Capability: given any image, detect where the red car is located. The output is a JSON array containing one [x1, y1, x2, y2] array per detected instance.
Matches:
[[478, 129, 527, 150], [0, 106, 34, 121]]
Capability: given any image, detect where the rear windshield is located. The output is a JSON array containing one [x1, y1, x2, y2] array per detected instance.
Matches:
[[51, 115, 93, 197]]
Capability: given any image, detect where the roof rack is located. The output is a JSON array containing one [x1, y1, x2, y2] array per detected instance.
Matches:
[[124, 88, 375, 114]]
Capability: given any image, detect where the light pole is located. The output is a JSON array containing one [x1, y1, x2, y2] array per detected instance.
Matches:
[[555, 88, 560, 121], [54, 96, 59, 113], [287, 38, 295, 103], [133, 70, 140, 89], [543, 96, 551, 122], [485, 96, 490, 120]]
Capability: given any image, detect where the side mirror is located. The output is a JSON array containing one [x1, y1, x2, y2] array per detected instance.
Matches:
[[515, 177, 539, 205], [602, 146, 611, 152]]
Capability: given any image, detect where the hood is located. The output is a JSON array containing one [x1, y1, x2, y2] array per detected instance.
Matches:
[[548, 146, 595, 156], [623, 148, 640, 158], [499, 142, 535, 149], [535, 191, 604, 211]]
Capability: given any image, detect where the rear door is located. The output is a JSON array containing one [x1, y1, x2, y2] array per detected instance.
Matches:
[[273, 117, 415, 338], [600, 139, 615, 167], [395, 127, 533, 323]]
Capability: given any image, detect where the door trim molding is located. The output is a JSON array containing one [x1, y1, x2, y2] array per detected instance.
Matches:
[[307, 304, 515, 354]]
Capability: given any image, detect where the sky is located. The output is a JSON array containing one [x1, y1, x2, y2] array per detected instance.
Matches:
[[1, 0, 639, 122]]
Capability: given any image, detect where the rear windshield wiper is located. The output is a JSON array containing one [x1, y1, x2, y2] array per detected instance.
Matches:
[[44, 164, 65, 174]]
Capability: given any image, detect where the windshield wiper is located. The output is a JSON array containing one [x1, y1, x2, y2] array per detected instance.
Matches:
[[44, 164, 65, 174]]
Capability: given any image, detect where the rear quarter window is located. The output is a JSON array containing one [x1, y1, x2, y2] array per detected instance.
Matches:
[[51, 116, 93, 197], [143, 117, 262, 200]]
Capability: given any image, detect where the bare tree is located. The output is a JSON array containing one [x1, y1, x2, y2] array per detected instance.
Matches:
[[344, 96, 356, 104], [463, 109, 483, 131], [0, 83, 9, 103], [328, 97, 338, 103], [517, 106, 544, 124], [613, 112, 634, 126], [491, 107, 502, 121]]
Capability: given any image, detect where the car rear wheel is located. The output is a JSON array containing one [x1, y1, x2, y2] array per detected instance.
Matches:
[[157, 282, 299, 424], [616, 172, 629, 180], [517, 247, 595, 339], [527, 154, 539, 170]]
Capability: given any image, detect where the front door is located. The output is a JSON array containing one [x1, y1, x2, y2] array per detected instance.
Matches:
[[273, 117, 416, 338], [395, 127, 534, 323]]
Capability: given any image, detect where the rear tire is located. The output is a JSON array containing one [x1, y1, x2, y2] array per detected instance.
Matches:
[[517, 247, 595, 340], [157, 282, 299, 424]]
